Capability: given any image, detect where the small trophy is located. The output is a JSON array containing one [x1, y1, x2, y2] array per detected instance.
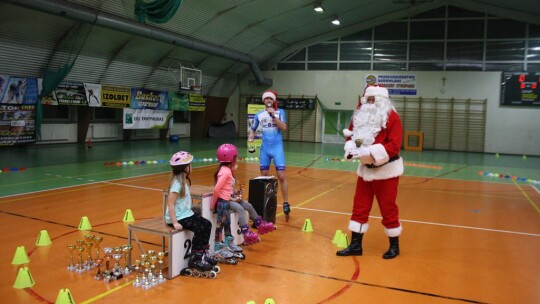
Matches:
[[133, 259, 142, 287], [93, 236, 103, 259], [156, 252, 166, 283], [142, 260, 152, 289], [84, 241, 95, 270], [67, 244, 76, 271], [75, 245, 86, 273], [122, 245, 133, 275], [355, 138, 363, 147], [94, 258, 103, 280]]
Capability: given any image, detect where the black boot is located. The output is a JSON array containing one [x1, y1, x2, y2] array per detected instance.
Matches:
[[382, 237, 400, 259], [336, 232, 363, 256]]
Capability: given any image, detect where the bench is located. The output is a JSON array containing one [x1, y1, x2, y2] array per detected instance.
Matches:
[[127, 185, 214, 279]]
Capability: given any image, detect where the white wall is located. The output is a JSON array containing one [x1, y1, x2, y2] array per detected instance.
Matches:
[[39, 123, 78, 143], [232, 70, 540, 156]]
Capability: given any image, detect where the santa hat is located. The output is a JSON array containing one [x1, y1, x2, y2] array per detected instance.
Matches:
[[364, 85, 389, 98], [262, 90, 277, 101]]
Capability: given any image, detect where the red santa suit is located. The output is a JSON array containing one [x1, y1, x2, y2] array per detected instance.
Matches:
[[343, 85, 403, 238]]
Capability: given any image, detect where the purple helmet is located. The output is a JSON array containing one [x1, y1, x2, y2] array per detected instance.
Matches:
[[216, 144, 238, 163], [170, 151, 193, 166]]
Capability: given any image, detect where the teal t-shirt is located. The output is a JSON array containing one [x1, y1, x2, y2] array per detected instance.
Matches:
[[165, 179, 194, 224]]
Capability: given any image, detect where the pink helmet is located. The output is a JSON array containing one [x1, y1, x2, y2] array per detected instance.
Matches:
[[216, 144, 238, 163], [170, 151, 193, 166]]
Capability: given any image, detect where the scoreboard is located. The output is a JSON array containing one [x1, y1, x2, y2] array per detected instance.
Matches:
[[500, 72, 540, 107]]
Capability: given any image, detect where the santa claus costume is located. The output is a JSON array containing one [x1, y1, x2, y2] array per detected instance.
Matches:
[[336, 85, 404, 259]]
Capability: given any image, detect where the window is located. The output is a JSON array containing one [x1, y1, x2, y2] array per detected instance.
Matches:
[[42, 105, 71, 122], [340, 43, 372, 61], [308, 44, 337, 61], [410, 42, 444, 60]]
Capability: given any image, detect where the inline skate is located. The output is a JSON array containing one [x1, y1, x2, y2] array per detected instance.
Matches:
[[180, 251, 218, 279], [203, 249, 221, 273], [212, 242, 238, 265], [241, 224, 260, 246], [252, 216, 277, 235], [283, 202, 291, 222], [224, 235, 246, 259]]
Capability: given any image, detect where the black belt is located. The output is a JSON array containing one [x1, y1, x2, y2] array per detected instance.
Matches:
[[365, 155, 400, 169]]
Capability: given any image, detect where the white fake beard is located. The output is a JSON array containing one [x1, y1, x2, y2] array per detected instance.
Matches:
[[352, 96, 393, 146]]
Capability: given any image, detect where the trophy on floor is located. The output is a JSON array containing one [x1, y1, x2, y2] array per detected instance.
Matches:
[[156, 251, 166, 283], [84, 240, 95, 270], [93, 236, 103, 259], [133, 259, 142, 288], [122, 245, 133, 275], [75, 244, 86, 273], [142, 260, 152, 289], [94, 258, 103, 280], [67, 244, 76, 271], [112, 247, 123, 276]]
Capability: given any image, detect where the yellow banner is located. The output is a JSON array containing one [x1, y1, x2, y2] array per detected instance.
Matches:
[[101, 86, 130, 108], [247, 104, 265, 150]]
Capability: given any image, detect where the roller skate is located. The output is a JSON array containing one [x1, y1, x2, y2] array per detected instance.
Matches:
[[212, 242, 238, 265], [241, 225, 260, 246], [283, 202, 291, 222], [203, 249, 221, 273], [180, 251, 218, 279], [252, 216, 277, 235], [224, 235, 246, 259]]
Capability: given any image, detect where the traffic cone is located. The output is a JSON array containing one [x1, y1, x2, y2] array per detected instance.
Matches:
[[246, 301, 256, 304], [337, 232, 349, 248], [264, 299, 276, 304], [11, 246, 30, 265], [78, 216, 92, 231], [13, 267, 35, 289], [302, 219, 313, 232], [332, 230, 342, 244], [495, 153, 500, 158], [35, 230, 52, 246], [123, 209, 135, 222], [55, 288, 76, 304], [522, 155, 527, 160]]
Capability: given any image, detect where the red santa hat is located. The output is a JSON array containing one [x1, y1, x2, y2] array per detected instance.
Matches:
[[262, 90, 277, 101], [364, 85, 389, 98]]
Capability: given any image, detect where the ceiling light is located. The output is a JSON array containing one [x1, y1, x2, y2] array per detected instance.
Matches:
[[331, 16, 340, 25], [313, 2, 324, 13]]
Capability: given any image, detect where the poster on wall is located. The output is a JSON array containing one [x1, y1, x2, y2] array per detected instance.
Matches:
[[130, 88, 168, 110], [364, 74, 417, 95], [247, 104, 265, 151], [53, 82, 88, 105], [188, 94, 206, 111], [83, 83, 102, 107], [168, 92, 189, 111], [0, 75, 39, 104], [101, 85, 130, 108], [248, 96, 315, 110], [122, 108, 172, 129], [0, 104, 36, 145]]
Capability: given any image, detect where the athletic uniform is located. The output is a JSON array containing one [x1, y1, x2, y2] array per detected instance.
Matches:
[[251, 109, 287, 171]]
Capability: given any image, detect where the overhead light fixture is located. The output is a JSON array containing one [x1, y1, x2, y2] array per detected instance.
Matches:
[[331, 16, 340, 25], [313, 2, 324, 13]]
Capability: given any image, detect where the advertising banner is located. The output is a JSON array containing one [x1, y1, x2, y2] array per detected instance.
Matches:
[[364, 74, 417, 95], [53, 81, 88, 105], [83, 83, 102, 107], [168, 92, 189, 111], [188, 94, 206, 111], [0, 104, 36, 145], [130, 88, 168, 110], [101, 85, 130, 108], [247, 104, 265, 151], [0, 75, 39, 104], [123, 108, 172, 129]]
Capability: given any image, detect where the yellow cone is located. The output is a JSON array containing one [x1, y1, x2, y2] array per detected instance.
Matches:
[[11, 246, 30, 265], [301, 219, 313, 232], [246, 301, 256, 304], [522, 155, 527, 160], [332, 230, 342, 244], [78, 216, 92, 231], [337, 232, 349, 248], [36, 230, 52, 246], [264, 299, 276, 304], [123, 209, 135, 222], [55, 288, 76, 304], [13, 267, 35, 289], [495, 153, 500, 158]]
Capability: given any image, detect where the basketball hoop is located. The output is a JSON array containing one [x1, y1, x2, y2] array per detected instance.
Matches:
[[190, 85, 202, 92]]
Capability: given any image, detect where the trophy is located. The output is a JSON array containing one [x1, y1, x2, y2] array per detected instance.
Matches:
[[142, 260, 152, 289], [75, 245, 86, 273], [122, 245, 133, 275], [156, 252, 166, 283], [355, 138, 363, 147], [133, 259, 142, 287], [103, 247, 113, 274], [67, 244, 76, 271], [94, 258, 103, 280], [84, 241, 95, 270], [93, 236, 103, 259], [150, 255, 158, 286]]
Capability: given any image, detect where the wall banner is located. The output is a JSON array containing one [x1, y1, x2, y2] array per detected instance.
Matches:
[[123, 108, 172, 129], [101, 85, 130, 108], [53, 81, 88, 105], [0, 75, 39, 104], [130, 88, 168, 110], [168, 92, 189, 111], [364, 74, 417, 95], [83, 83, 102, 107], [0, 104, 36, 145], [188, 94, 206, 111]]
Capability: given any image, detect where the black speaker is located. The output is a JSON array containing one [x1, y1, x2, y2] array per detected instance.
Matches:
[[248, 177, 278, 223]]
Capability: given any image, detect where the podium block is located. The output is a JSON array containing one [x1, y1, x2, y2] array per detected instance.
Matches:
[[248, 177, 278, 223]]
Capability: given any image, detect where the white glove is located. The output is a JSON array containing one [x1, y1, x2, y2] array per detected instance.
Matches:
[[350, 147, 370, 159], [343, 140, 356, 159]]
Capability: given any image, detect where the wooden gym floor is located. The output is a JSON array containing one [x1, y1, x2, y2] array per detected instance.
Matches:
[[0, 139, 539, 304]]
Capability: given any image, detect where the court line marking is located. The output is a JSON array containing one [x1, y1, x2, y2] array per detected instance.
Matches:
[[276, 183, 345, 217], [80, 280, 134, 304], [292, 206, 540, 237], [511, 180, 540, 214]]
